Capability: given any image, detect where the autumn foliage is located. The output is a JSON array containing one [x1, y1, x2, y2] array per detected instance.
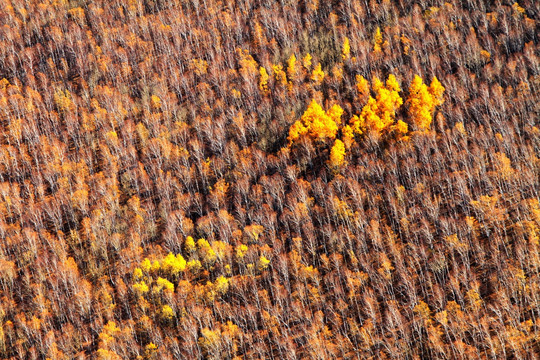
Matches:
[[287, 100, 341, 145], [407, 75, 445, 131], [0, 0, 537, 359]]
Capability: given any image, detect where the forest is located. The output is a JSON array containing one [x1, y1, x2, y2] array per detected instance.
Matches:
[[0, 0, 538, 358]]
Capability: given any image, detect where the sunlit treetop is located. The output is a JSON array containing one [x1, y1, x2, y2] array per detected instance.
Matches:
[[407, 75, 445, 131], [288, 99, 342, 145], [342, 37, 351, 60], [350, 74, 403, 136], [329, 139, 346, 168], [311, 63, 325, 85]]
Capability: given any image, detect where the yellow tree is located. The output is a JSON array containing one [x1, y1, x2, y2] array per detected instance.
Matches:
[[373, 27, 383, 54], [287, 54, 297, 80], [429, 76, 445, 106], [273, 65, 287, 86], [407, 75, 445, 131], [311, 63, 325, 85], [288, 100, 341, 145], [342, 37, 351, 60], [302, 53, 312, 70], [329, 139, 346, 168], [259, 67, 269, 93], [356, 75, 370, 104], [350, 74, 403, 136]]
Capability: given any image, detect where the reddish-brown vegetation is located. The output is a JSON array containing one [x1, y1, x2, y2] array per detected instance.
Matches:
[[0, 0, 537, 358]]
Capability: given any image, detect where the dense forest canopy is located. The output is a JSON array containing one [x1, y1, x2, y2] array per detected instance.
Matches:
[[0, 0, 538, 358]]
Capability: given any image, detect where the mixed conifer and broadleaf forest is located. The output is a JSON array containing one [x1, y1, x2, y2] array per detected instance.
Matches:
[[0, 0, 537, 358]]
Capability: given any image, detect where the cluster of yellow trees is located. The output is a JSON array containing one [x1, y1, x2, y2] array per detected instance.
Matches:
[[287, 73, 445, 168], [287, 100, 342, 144], [128, 234, 271, 349]]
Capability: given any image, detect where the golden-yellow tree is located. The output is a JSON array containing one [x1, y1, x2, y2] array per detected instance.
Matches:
[[329, 139, 346, 168], [349, 74, 403, 136], [259, 67, 269, 93], [288, 100, 342, 145], [407, 75, 445, 131]]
